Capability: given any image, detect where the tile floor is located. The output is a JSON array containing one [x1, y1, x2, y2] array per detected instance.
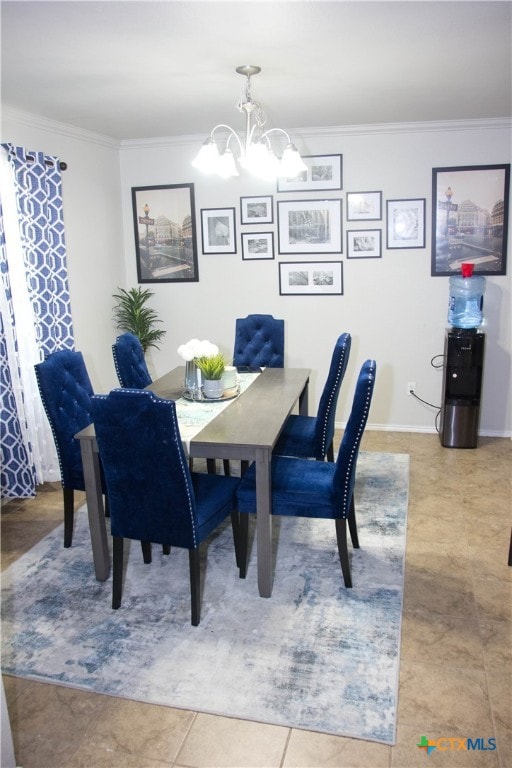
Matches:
[[2, 431, 511, 768]]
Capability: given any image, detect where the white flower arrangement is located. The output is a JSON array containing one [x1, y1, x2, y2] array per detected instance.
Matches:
[[177, 338, 219, 362]]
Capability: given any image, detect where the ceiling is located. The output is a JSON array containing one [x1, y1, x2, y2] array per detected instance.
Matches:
[[1, 1, 511, 142]]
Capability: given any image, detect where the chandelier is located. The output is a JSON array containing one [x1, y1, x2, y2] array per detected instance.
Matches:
[[192, 65, 307, 181]]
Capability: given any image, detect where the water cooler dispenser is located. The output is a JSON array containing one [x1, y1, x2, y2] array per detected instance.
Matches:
[[440, 330, 485, 448]]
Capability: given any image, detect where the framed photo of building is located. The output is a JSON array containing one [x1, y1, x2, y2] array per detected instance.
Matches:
[[240, 195, 273, 224], [200, 207, 237, 254], [346, 191, 382, 221], [241, 232, 274, 260], [277, 154, 342, 192], [431, 164, 510, 276], [277, 199, 342, 254], [386, 198, 426, 249], [132, 183, 198, 283], [347, 229, 382, 259], [279, 261, 343, 296]]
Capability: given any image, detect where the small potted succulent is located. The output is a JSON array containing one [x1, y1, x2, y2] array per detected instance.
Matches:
[[177, 339, 226, 398]]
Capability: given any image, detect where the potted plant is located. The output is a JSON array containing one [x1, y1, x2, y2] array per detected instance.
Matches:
[[195, 351, 226, 398], [112, 287, 166, 354]]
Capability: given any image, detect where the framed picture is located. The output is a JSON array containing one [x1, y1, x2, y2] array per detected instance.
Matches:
[[346, 191, 382, 221], [279, 261, 343, 296], [347, 229, 382, 259], [431, 164, 510, 276], [240, 195, 273, 224], [277, 199, 342, 254], [386, 198, 426, 249], [277, 154, 342, 192], [241, 231, 274, 260], [131, 183, 198, 283], [200, 207, 237, 254]]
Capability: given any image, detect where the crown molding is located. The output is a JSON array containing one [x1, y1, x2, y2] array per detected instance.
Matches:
[[1, 106, 120, 149], [2, 107, 509, 152], [119, 117, 511, 151]]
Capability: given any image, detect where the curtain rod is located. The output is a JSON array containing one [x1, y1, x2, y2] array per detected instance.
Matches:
[[25, 155, 67, 171]]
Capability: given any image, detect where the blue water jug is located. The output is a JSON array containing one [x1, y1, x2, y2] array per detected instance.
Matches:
[[448, 263, 486, 330]]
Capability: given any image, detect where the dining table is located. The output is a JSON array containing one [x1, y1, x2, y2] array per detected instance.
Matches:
[[75, 365, 310, 597]]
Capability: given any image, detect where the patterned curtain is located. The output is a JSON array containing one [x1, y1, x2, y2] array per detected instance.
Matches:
[[0, 144, 74, 498]]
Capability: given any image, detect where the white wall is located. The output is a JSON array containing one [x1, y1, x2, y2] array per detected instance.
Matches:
[[1, 108, 124, 391], [120, 120, 511, 436], [2, 109, 510, 435]]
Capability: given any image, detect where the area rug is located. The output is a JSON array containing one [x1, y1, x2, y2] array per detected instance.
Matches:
[[1, 451, 409, 745]]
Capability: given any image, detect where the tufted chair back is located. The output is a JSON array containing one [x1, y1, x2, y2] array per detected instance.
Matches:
[[233, 314, 284, 368], [333, 359, 377, 513], [313, 333, 352, 459], [34, 349, 104, 547], [112, 332, 152, 389]]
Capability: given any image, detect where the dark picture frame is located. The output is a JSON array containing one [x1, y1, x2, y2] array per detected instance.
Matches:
[[240, 195, 273, 224], [201, 207, 237, 254], [277, 154, 342, 193], [431, 164, 510, 276], [279, 261, 343, 296], [386, 198, 426, 249], [241, 231, 274, 260], [277, 199, 343, 254], [347, 229, 382, 259], [346, 191, 382, 221], [132, 183, 198, 283]]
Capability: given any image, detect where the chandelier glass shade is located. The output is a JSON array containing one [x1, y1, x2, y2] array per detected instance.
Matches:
[[192, 66, 307, 181]]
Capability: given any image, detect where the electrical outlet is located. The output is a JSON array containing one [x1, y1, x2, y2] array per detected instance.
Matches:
[[407, 381, 416, 395]]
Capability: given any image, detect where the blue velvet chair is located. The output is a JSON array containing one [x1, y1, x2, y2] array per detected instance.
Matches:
[[91, 388, 243, 625], [233, 314, 284, 368], [273, 333, 351, 462], [34, 349, 108, 548], [236, 359, 377, 588], [112, 332, 152, 389]]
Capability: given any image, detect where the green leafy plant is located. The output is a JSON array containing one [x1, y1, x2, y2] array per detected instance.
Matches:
[[112, 287, 166, 354], [194, 352, 226, 380]]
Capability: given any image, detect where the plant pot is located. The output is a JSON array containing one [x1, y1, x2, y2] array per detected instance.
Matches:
[[203, 379, 224, 399]]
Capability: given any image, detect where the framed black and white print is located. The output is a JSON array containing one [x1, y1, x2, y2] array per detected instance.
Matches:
[[347, 229, 382, 259], [386, 198, 426, 249], [240, 195, 273, 224], [277, 154, 342, 193], [241, 232, 274, 260], [200, 207, 237, 254], [279, 261, 343, 296], [132, 183, 199, 283], [431, 164, 510, 276], [277, 199, 342, 254], [346, 191, 382, 221]]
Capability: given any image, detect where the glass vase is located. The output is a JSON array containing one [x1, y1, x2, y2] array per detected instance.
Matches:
[[184, 360, 201, 397]]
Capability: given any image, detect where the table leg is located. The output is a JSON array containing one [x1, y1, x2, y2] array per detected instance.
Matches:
[[298, 380, 309, 416], [255, 447, 273, 597], [79, 439, 110, 581]]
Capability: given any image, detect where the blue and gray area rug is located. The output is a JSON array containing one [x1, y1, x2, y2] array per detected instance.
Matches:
[[2, 452, 409, 744]]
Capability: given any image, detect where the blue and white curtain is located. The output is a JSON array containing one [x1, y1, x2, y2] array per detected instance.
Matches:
[[0, 144, 74, 498]]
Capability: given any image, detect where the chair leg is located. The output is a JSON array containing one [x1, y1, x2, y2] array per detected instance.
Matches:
[[141, 541, 152, 563], [240, 460, 250, 476], [223, 460, 231, 476], [335, 518, 352, 588], [162, 545, 171, 555], [62, 487, 74, 548], [238, 514, 249, 579], [104, 494, 110, 518], [230, 511, 241, 568], [207, 459, 216, 474], [189, 548, 201, 626], [326, 441, 335, 462], [347, 495, 359, 549], [112, 536, 124, 609]]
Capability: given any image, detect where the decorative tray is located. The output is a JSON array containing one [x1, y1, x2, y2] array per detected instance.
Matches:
[[182, 385, 240, 403]]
